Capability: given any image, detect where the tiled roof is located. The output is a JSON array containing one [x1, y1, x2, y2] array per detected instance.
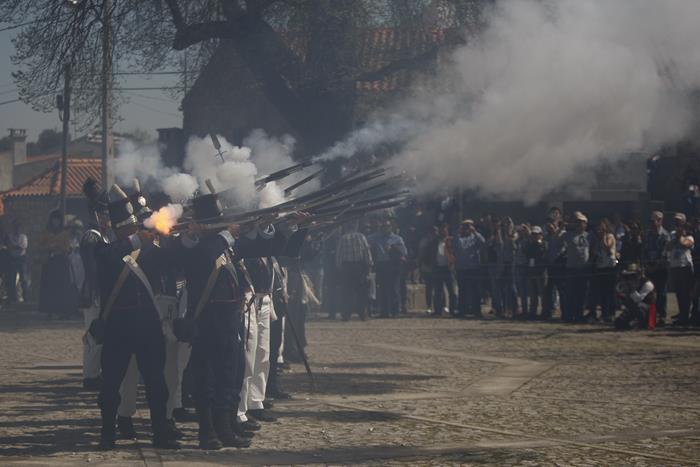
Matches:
[[354, 28, 454, 92], [1, 158, 102, 198]]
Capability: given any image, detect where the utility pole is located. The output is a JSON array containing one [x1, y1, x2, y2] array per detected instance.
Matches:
[[101, 0, 113, 189], [59, 64, 71, 218]]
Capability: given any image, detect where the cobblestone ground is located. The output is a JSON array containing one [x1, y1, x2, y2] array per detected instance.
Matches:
[[1, 310, 700, 466]]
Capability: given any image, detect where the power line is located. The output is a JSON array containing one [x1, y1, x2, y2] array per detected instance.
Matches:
[[129, 100, 181, 118], [114, 86, 183, 91], [124, 91, 178, 103], [114, 71, 181, 76]]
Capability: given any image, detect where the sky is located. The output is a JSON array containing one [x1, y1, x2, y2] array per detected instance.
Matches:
[[0, 29, 183, 142]]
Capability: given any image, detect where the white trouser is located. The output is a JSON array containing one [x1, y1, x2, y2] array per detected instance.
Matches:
[[238, 296, 271, 419], [118, 356, 139, 417], [82, 305, 102, 379], [249, 297, 271, 410], [165, 339, 191, 419], [160, 296, 182, 420], [167, 290, 190, 418]]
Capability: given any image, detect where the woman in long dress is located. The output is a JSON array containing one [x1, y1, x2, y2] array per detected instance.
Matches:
[[38, 210, 76, 319]]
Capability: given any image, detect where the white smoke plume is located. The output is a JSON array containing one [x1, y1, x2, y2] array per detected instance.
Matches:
[[244, 129, 321, 196], [184, 135, 258, 208], [113, 131, 319, 210], [318, 0, 700, 203], [111, 140, 199, 202]]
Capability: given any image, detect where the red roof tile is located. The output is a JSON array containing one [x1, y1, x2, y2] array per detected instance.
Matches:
[[1, 158, 102, 198]]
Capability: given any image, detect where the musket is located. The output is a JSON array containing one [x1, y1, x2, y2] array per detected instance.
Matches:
[[254, 159, 315, 189], [303, 174, 404, 212], [284, 169, 324, 196], [211, 134, 226, 162], [300, 199, 409, 227], [283, 303, 315, 392], [171, 168, 391, 231], [211, 167, 387, 222], [310, 190, 411, 217]]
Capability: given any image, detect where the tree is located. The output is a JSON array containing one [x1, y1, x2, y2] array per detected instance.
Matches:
[[36, 129, 62, 153], [2, 0, 486, 153]]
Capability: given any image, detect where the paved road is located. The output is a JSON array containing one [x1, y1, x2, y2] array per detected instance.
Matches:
[[1, 311, 699, 466]]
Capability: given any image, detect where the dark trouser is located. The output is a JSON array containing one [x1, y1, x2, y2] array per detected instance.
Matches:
[[422, 271, 434, 309], [527, 273, 545, 318], [99, 310, 168, 438], [376, 263, 402, 317], [284, 297, 307, 361], [544, 264, 565, 318], [457, 268, 481, 316], [593, 267, 617, 319], [499, 263, 518, 316], [339, 262, 369, 320], [267, 296, 284, 396], [39, 254, 76, 318], [615, 298, 648, 330], [8, 256, 28, 302], [322, 265, 340, 319], [515, 265, 529, 314], [399, 265, 408, 313], [671, 267, 694, 322], [489, 264, 503, 314], [647, 269, 668, 319], [432, 265, 456, 315], [564, 267, 589, 322], [232, 313, 246, 411], [191, 303, 238, 411]]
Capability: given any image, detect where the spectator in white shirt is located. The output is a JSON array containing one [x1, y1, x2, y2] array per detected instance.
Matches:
[[7, 220, 29, 303], [667, 213, 694, 325]]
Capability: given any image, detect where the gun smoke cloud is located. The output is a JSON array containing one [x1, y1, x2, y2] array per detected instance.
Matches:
[[113, 130, 319, 209], [319, 0, 700, 203]]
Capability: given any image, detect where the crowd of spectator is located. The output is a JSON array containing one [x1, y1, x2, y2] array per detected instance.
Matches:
[[0, 212, 84, 317], [320, 205, 700, 330]]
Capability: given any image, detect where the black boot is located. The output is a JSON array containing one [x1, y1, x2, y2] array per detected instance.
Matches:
[[197, 407, 222, 450], [248, 408, 278, 422], [213, 410, 251, 448], [82, 376, 102, 391], [117, 416, 137, 440], [230, 413, 255, 439], [99, 425, 116, 451], [269, 389, 292, 400], [172, 407, 194, 422], [165, 418, 183, 440]]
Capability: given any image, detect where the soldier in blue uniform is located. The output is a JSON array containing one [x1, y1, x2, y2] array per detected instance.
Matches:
[[173, 185, 306, 450], [80, 178, 110, 391], [94, 184, 178, 450]]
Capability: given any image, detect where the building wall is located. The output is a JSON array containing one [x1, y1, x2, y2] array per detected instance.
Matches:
[[0, 151, 12, 191]]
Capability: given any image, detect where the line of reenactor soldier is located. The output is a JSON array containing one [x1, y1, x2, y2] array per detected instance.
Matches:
[[80, 178, 305, 450]]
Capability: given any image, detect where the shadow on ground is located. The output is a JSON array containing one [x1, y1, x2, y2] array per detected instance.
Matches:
[[283, 371, 440, 396]]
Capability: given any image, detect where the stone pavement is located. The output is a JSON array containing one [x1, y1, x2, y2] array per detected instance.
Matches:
[[1, 311, 700, 466]]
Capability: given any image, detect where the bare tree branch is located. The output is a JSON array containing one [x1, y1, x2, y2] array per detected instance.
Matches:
[[163, 0, 186, 29]]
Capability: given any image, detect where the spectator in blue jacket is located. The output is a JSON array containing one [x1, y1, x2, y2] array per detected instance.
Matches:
[[454, 219, 485, 318]]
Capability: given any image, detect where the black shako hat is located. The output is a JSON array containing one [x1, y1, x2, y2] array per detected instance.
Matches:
[[129, 178, 152, 220], [108, 183, 137, 229], [192, 179, 223, 224], [82, 177, 109, 214]]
